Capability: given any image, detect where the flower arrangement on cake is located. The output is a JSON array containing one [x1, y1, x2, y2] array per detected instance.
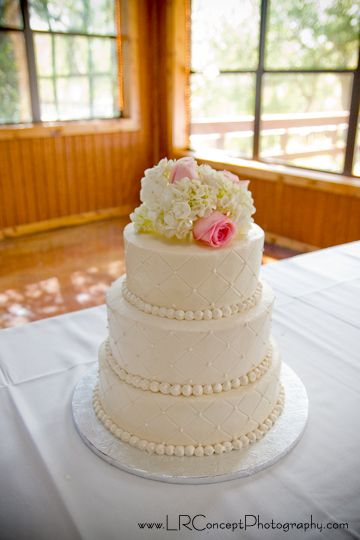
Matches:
[[130, 157, 255, 247]]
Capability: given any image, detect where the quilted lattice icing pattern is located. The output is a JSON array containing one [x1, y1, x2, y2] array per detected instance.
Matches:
[[93, 385, 285, 456], [107, 276, 274, 385], [98, 342, 282, 446], [103, 339, 273, 395], [123, 223, 264, 312]]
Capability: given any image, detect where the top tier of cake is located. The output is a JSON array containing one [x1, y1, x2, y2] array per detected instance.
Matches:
[[124, 222, 264, 313]]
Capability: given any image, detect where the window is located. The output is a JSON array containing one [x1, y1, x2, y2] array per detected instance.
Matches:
[[190, 0, 360, 177], [0, 0, 121, 124]]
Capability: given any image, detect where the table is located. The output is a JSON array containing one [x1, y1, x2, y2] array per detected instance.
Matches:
[[1, 242, 360, 540]]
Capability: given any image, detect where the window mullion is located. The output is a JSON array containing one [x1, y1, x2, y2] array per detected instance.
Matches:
[[20, 0, 41, 122], [343, 49, 360, 176], [51, 33, 59, 119], [88, 40, 94, 118], [253, 0, 268, 160]]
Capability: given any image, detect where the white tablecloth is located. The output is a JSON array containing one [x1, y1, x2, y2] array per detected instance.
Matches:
[[1, 242, 360, 540]]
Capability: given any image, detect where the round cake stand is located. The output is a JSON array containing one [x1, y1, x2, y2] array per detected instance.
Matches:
[[72, 363, 308, 484]]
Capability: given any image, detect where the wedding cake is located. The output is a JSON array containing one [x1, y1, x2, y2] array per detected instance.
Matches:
[[93, 157, 284, 457]]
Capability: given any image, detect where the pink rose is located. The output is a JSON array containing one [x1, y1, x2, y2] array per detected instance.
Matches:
[[223, 170, 250, 189], [193, 211, 237, 248], [170, 157, 198, 183]]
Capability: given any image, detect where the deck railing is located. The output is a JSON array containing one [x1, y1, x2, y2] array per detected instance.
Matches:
[[190, 111, 349, 160]]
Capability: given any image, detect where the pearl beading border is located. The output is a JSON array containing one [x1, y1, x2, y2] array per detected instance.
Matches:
[[122, 280, 263, 321], [104, 339, 272, 397], [92, 385, 285, 457]]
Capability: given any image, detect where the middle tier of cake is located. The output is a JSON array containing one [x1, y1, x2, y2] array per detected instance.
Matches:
[[107, 275, 274, 386]]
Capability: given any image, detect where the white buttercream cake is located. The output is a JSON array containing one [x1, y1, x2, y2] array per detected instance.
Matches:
[[93, 158, 284, 457]]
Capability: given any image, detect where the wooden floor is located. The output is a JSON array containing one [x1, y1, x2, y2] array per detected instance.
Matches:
[[0, 218, 302, 329]]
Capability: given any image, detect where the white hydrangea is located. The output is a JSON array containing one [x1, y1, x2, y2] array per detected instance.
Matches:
[[130, 158, 255, 240]]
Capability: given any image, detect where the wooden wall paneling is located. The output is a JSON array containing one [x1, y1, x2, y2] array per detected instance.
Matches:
[[133, 131, 146, 201], [103, 134, 114, 209], [112, 133, 123, 207], [346, 196, 360, 243], [72, 135, 85, 214], [283, 185, 313, 244], [154, 0, 170, 160], [251, 178, 277, 234], [42, 137, 60, 219], [92, 135, 103, 209], [130, 132, 141, 203], [98, 134, 107, 209], [54, 137, 70, 217], [82, 135, 92, 213], [1, 142, 16, 227], [248, 179, 264, 228], [72, 135, 86, 214], [327, 193, 348, 246], [115, 133, 123, 207], [121, 131, 132, 206], [82, 135, 96, 212], [263, 177, 284, 236], [81, 135, 90, 212], [339, 195, 353, 245], [313, 191, 329, 246], [327, 192, 347, 246], [0, 145, 5, 229], [92, 135, 105, 210], [20, 139, 39, 224], [321, 192, 337, 247], [32, 138, 49, 222], [287, 185, 299, 240], [148, 0, 160, 163], [64, 136, 78, 216], [289, 186, 309, 241], [9, 140, 27, 225], [110, 132, 122, 206], [298, 187, 315, 245], [279, 185, 293, 240], [266, 180, 281, 234], [101, 134, 112, 209], [0, 144, 7, 228], [1, 141, 16, 223]]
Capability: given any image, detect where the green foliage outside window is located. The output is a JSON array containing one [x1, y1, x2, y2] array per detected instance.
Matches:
[[0, 33, 21, 123]]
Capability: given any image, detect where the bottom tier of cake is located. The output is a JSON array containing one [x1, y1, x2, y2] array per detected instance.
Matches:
[[94, 341, 284, 457]]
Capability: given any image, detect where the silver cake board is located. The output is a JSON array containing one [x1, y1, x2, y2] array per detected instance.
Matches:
[[72, 363, 308, 484]]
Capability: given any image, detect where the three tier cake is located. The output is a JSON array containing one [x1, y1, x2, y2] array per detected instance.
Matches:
[[93, 157, 284, 457]]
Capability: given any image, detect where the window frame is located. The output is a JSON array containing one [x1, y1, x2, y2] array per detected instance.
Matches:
[[189, 0, 360, 178], [0, 0, 139, 136]]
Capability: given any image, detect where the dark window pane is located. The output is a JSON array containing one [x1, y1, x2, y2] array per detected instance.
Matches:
[[29, 0, 116, 35], [266, 0, 359, 69], [260, 73, 353, 173], [34, 33, 119, 120], [190, 73, 255, 158], [0, 0, 22, 28], [191, 0, 260, 71], [0, 32, 31, 124]]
